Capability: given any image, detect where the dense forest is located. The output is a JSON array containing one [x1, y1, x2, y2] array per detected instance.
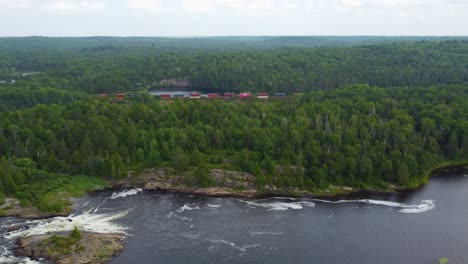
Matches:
[[2, 36, 468, 51], [1, 39, 468, 95], [1, 85, 467, 211], [0, 37, 467, 213]]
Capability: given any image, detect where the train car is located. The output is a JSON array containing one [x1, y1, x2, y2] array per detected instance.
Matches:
[[190, 93, 201, 99], [274, 93, 287, 97], [115, 94, 126, 100], [208, 93, 220, 99], [239, 93, 251, 99], [174, 94, 185, 99], [224, 93, 235, 99], [159, 94, 171, 99], [257, 93, 269, 99]]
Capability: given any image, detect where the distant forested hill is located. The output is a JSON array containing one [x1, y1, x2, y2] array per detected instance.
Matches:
[[1, 39, 467, 94], [1, 36, 468, 52]]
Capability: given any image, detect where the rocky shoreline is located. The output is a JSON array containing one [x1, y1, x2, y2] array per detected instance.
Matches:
[[3, 163, 466, 220], [111, 164, 467, 200], [0, 198, 71, 219], [112, 167, 405, 200], [3, 164, 466, 264]]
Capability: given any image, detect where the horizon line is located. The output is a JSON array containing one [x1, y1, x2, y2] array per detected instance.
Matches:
[[1, 35, 468, 38]]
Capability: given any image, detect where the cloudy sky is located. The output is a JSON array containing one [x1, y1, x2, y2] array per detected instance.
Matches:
[[0, 0, 467, 36]]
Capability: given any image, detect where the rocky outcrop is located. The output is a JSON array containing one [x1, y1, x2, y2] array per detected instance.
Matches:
[[0, 198, 71, 219], [15, 232, 124, 264], [114, 168, 404, 199], [114, 168, 260, 198]]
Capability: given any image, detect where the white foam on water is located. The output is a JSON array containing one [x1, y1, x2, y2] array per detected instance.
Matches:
[[93, 199, 108, 213], [242, 197, 435, 214], [110, 188, 143, 199], [250, 231, 283, 236], [241, 200, 315, 211], [182, 233, 201, 240], [173, 215, 193, 222], [183, 234, 259, 254], [398, 200, 435, 214], [208, 239, 260, 253], [0, 247, 40, 264], [270, 197, 299, 201], [207, 204, 221, 208], [312, 199, 436, 214], [176, 204, 201, 213], [5, 210, 130, 239]]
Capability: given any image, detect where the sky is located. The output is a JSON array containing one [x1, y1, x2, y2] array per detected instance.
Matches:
[[0, 0, 467, 36]]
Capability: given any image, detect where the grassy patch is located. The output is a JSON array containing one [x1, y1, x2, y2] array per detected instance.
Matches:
[[40, 227, 82, 257], [36, 176, 108, 213], [439, 257, 449, 264]]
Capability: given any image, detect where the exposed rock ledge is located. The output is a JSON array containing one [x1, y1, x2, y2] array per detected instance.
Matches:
[[116, 165, 467, 199], [114, 168, 378, 199], [15, 232, 124, 264], [0, 198, 71, 219]]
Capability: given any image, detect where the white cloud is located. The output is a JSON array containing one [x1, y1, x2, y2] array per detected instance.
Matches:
[[127, 0, 162, 13], [182, 0, 215, 13], [0, 0, 33, 8], [46, 1, 106, 13], [341, 0, 363, 7], [0, 0, 467, 35], [48, 1, 76, 11], [223, 0, 277, 14]]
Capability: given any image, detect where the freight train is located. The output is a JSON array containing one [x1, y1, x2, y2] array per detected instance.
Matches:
[[99, 92, 297, 101], [158, 92, 291, 100]]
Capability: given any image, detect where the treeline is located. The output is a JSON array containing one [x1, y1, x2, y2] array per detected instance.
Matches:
[[0, 157, 105, 212], [0, 86, 86, 111], [0, 85, 466, 194], [2, 40, 468, 94], [3, 36, 467, 52]]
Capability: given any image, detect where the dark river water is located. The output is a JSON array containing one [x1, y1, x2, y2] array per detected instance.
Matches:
[[1, 170, 468, 264]]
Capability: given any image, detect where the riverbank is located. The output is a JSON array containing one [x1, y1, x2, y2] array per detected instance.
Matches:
[[0, 198, 71, 219], [111, 168, 436, 199], [2, 162, 466, 220], [4, 162, 466, 264], [113, 163, 467, 200]]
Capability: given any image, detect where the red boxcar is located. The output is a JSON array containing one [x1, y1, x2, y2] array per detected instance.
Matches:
[[190, 93, 201, 99], [257, 93, 269, 99], [115, 94, 126, 100], [208, 93, 219, 99], [160, 94, 171, 99], [224, 93, 235, 99], [239, 93, 251, 99]]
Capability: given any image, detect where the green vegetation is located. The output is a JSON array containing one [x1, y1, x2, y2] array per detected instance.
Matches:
[[0, 87, 86, 111], [0, 157, 107, 212], [0, 38, 467, 211], [40, 227, 83, 257], [0, 85, 466, 196], [194, 165, 216, 188], [439, 257, 449, 264], [1, 39, 468, 96]]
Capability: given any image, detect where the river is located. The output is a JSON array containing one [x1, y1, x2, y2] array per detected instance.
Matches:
[[1, 170, 468, 264]]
